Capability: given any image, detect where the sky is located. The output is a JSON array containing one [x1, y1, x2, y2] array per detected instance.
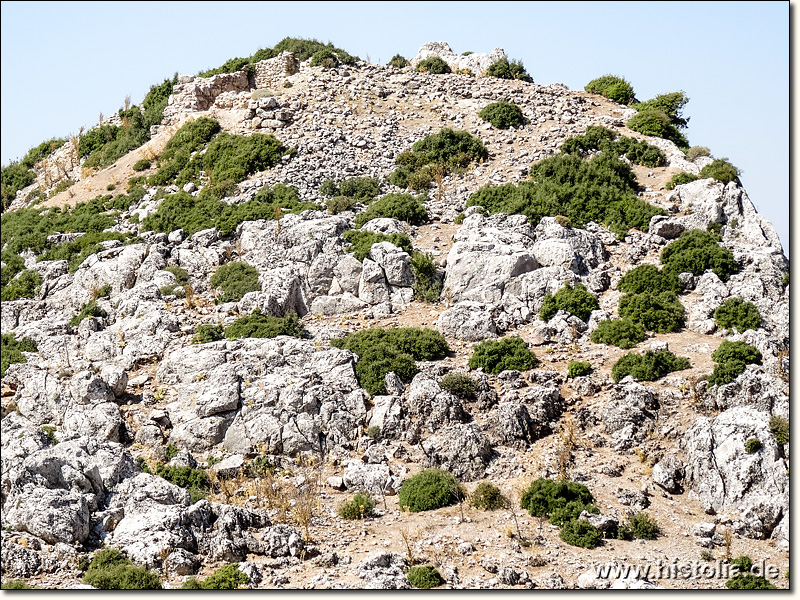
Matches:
[[1, 1, 790, 253]]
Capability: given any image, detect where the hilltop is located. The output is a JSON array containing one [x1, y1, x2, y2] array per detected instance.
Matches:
[[0, 40, 789, 590]]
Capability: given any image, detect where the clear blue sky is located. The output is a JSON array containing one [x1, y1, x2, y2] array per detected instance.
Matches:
[[1, 1, 789, 253]]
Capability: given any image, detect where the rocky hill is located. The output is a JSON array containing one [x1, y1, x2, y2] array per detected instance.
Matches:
[[0, 41, 789, 590]]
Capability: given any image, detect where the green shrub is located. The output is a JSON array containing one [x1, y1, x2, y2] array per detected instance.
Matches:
[[439, 373, 477, 400], [629, 512, 660, 539], [665, 172, 699, 190], [366, 425, 382, 441], [1, 268, 42, 301], [319, 179, 339, 197], [706, 340, 762, 386], [725, 557, 776, 589], [469, 337, 537, 375], [193, 324, 224, 344], [388, 54, 408, 68], [210, 261, 261, 304], [82, 548, 162, 590], [341, 230, 412, 261], [416, 57, 451, 74], [407, 565, 446, 589], [611, 349, 690, 382], [154, 464, 209, 502], [1, 580, 37, 589], [331, 327, 449, 395], [471, 481, 508, 510], [714, 297, 761, 332], [686, 146, 711, 161], [626, 110, 688, 149], [133, 159, 151, 171], [590, 318, 645, 349], [398, 468, 463, 512], [634, 91, 690, 129], [69, 300, 108, 327], [560, 126, 666, 168], [485, 58, 533, 83], [338, 492, 376, 520], [410, 250, 441, 302], [467, 151, 665, 237], [224, 309, 304, 340], [326, 196, 356, 214], [699, 158, 741, 185], [770, 415, 789, 446], [744, 438, 762, 454], [478, 101, 525, 129], [1, 162, 35, 210], [660, 229, 738, 282], [182, 564, 250, 590], [244, 455, 274, 478], [567, 361, 592, 378], [782, 273, 789, 287], [164, 443, 179, 461], [354, 192, 427, 228], [310, 48, 339, 68], [618, 291, 685, 333], [520, 478, 597, 523], [38, 230, 135, 274], [559, 518, 602, 549], [338, 176, 381, 200], [584, 75, 635, 105], [540, 282, 599, 322]]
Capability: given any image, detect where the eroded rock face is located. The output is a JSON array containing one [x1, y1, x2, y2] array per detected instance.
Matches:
[[411, 41, 506, 74], [682, 407, 788, 542], [421, 423, 493, 480]]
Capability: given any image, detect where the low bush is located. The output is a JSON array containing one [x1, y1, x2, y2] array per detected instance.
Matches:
[[338, 176, 381, 200], [714, 297, 761, 332], [686, 146, 711, 161], [193, 324, 223, 344], [520, 478, 597, 524], [366, 425, 382, 441], [479, 101, 525, 129], [410, 250, 441, 302], [439, 372, 477, 399], [469, 337, 538, 375], [660, 229, 738, 282], [628, 91, 690, 149], [416, 56, 451, 74], [407, 565, 446, 589], [1, 162, 36, 210], [326, 196, 356, 214], [567, 361, 592, 378], [611, 349, 690, 382], [1, 580, 36, 589], [310, 48, 339, 68], [770, 415, 789, 446], [132, 159, 151, 171], [584, 75, 635, 105], [398, 468, 463, 512], [388, 54, 408, 68], [466, 151, 665, 238], [699, 158, 741, 185], [319, 179, 339, 197], [485, 58, 533, 83], [560, 126, 666, 168], [471, 481, 508, 510], [244, 456, 274, 479], [82, 548, 162, 590], [354, 192, 427, 227], [182, 564, 250, 590], [629, 512, 660, 539], [2, 335, 38, 379], [338, 492, 376, 520], [590, 318, 645, 349], [706, 340, 762, 386], [1, 268, 42, 301], [618, 291, 685, 333], [224, 309, 304, 340], [210, 261, 261, 304], [331, 327, 449, 395], [559, 518, 602, 549], [154, 464, 209, 503], [341, 230, 412, 261], [635, 91, 690, 129], [69, 301, 108, 327], [618, 264, 682, 295], [665, 171, 699, 190], [744, 438, 762, 454], [725, 556, 776, 589], [540, 282, 599, 322]]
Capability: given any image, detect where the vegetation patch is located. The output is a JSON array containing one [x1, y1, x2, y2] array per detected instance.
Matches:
[[707, 340, 762, 387], [388, 54, 409, 68], [611, 349, 690, 383], [471, 481, 508, 510], [224, 310, 304, 341], [744, 438, 762, 454], [629, 512, 660, 539], [699, 158, 741, 185], [567, 361, 593, 378], [69, 300, 108, 327], [210, 261, 261, 304], [415, 56, 451, 74], [331, 328, 449, 395], [82, 548, 162, 590], [337, 492, 376, 520], [665, 171, 699, 190], [725, 556, 776, 590], [1, 333, 38, 377], [627, 91, 690, 149], [354, 192, 427, 228], [770, 415, 789, 446], [469, 337, 538, 375], [467, 151, 665, 238], [520, 478, 598, 526], [486, 58, 533, 82], [439, 373, 477, 399], [398, 468, 463, 512], [193, 324, 224, 344], [714, 297, 761, 333], [341, 230, 412, 262], [478, 101, 525, 129], [182, 564, 250, 590], [560, 126, 666, 168], [540, 282, 599, 322], [660, 229, 738, 282], [410, 250, 442, 302], [584, 74, 635, 105], [617, 264, 682, 295], [1, 268, 42, 301], [590, 318, 645, 349], [407, 565, 446, 588], [154, 464, 210, 503], [618, 291, 685, 333], [559, 518, 603, 549]]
